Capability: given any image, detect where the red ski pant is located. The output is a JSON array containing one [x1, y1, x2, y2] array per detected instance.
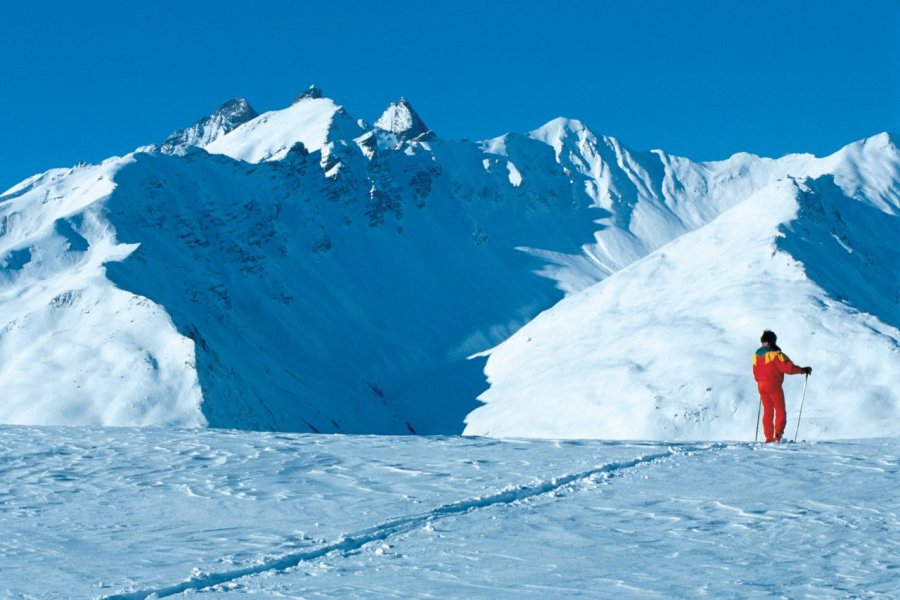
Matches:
[[757, 382, 786, 442]]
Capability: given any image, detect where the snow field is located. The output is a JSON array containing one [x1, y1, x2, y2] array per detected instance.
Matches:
[[1, 427, 896, 598]]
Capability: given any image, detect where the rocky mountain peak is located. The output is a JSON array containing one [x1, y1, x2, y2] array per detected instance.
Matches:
[[294, 84, 324, 103], [374, 97, 428, 139], [160, 97, 258, 155]]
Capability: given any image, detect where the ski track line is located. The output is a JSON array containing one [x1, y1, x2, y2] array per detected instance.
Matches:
[[102, 442, 729, 599]]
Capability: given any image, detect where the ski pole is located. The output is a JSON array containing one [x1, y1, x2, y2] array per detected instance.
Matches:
[[755, 399, 761, 443], [793, 374, 809, 443]]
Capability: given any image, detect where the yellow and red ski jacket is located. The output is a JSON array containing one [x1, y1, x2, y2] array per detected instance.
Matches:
[[752, 346, 806, 385]]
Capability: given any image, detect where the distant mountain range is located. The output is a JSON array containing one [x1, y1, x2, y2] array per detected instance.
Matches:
[[1, 86, 897, 438]]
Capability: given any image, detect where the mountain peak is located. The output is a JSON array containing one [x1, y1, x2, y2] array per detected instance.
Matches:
[[294, 85, 324, 103], [864, 131, 897, 151], [374, 97, 428, 139], [160, 97, 259, 155], [216, 97, 256, 116], [529, 117, 593, 144]]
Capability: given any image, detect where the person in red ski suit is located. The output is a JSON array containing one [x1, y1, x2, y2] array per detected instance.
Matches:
[[752, 330, 812, 443]]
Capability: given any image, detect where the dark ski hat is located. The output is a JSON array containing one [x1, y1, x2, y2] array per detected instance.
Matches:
[[761, 330, 777, 345]]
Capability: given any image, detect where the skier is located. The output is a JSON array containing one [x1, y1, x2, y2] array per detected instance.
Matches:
[[752, 330, 812, 443]]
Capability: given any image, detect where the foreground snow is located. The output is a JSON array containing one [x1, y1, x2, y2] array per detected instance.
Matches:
[[2, 427, 896, 598]]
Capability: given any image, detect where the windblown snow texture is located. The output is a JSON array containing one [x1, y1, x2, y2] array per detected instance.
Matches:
[[0, 86, 898, 438], [2, 428, 897, 598]]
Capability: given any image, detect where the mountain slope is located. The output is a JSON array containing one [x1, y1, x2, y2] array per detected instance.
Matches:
[[0, 158, 204, 426], [99, 143, 596, 433], [465, 175, 900, 440]]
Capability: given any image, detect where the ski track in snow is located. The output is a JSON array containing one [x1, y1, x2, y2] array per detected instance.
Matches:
[[103, 443, 725, 599]]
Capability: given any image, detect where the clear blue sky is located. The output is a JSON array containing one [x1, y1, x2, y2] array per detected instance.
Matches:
[[2, 0, 898, 192]]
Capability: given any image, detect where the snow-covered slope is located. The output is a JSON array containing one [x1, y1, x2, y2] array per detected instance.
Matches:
[[0, 159, 204, 426], [97, 142, 596, 433], [465, 174, 900, 440], [3, 427, 897, 598], [1, 85, 897, 437]]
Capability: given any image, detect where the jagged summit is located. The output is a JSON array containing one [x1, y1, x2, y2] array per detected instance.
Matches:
[[218, 97, 256, 116], [160, 97, 258, 156], [374, 97, 428, 140], [294, 84, 323, 103]]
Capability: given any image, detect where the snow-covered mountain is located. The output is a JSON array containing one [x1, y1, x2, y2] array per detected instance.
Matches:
[[1, 86, 897, 438], [465, 173, 900, 440]]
